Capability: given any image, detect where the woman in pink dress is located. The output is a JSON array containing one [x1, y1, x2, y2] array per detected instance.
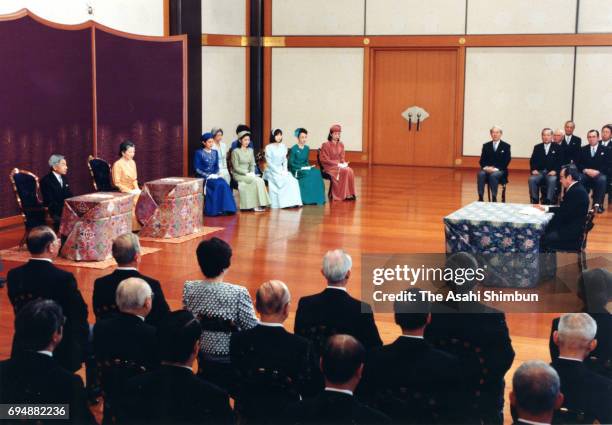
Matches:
[[319, 124, 356, 201]]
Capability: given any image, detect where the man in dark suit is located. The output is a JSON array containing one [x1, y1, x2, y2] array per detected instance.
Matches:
[[424, 253, 515, 424], [551, 313, 612, 424], [536, 164, 590, 251], [577, 129, 608, 212], [510, 361, 564, 425], [477, 125, 512, 202], [283, 334, 390, 424], [7, 226, 89, 372], [359, 289, 469, 424], [552, 128, 568, 165], [0, 299, 95, 425], [563, 120, 582, 165], [121, 310, 234, 425], [40, 154, 73, 232], [600, 124, 612, 204], [93, 233, 169, 326], [294, 249, 382, 351], [231, 280, 322, 423], [528, 128, 564, 204]]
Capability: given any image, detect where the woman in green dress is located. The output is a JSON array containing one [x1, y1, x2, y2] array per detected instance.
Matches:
[[288, 128, 326, 205], [231, 130, 270, 212]]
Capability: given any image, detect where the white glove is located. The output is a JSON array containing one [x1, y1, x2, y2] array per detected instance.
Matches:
[[208, 174, 219, 180], [338, 163, 348, 169], [129, 189, 141, 195], [301, 166, 312, 170]]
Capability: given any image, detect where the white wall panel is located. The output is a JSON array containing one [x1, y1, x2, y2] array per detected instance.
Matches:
[[463, 47, 574, 158], [578, 0, 612, 33], [272, 48, 363, 151], [467, 0, 576, 34], [366, 0, 466, 35], [272, 0, 364, 35], [202, 0, 246, 35], [0, 0, 164, 35], [202, 47, 246, 143], [573, 47, 612, 140]]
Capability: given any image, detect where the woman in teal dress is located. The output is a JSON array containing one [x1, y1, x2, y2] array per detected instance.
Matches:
[[288, 128, 326, 205]]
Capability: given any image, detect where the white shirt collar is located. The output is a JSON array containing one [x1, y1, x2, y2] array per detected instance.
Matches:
[[325, 387, 353, 396], [326, 286, 347, 292], [52, 171, 63, 183], [400, 335, 425, 340], [162, 363, 193, 372], [136, 315, 145, 321], [517, 418, 550, 425], [602, 140, 610, 146], [37, 350, 53, 357], [30, 258, 53, 263], [557, 355, 583, 362], [544, 143, 550, 153], [565, 134, 571, 142], [116, 267, 138, 271], [568, 181, 578, 190], [258, 322, 285, 328]]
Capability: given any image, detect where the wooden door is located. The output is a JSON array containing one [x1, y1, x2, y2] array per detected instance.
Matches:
[[371, 49, 457, 167]]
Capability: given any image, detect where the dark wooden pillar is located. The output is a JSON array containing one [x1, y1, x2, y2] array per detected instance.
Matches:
[[249, 0, 264, 150]]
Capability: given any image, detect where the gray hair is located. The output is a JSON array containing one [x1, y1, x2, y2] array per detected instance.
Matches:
[[48, 154, 65, 167], [116, 278, 152, 311], [256, 280, 290, 315], [541, 128, 553, 136], [489, 125, 503, 134], [322, 249, 353, 284], [553, 128, 564, 136], [512, 360, 560, 415], [112, 233, 141, 265], [557, 313, 597, 346]]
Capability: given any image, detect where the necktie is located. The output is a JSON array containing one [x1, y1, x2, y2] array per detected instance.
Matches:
[[592, 147, 596, 157], [493, 142, 498, 152]]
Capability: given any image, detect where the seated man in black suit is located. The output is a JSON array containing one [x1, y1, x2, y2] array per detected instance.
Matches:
[[284, 334, 390, 424], [424, 253, 515, 424], [0, 299, 95, 425], [577, 129, 608, 213], [477, 125, 511, 202], [231, 280, 322, 423], [563, 120, 582, 165], [121, 310, 234, 425], [93, 232, 169, 326], [600, 124, 612, 149], [294, 249, 382, 351], [7, 226, 89, 372], [360, 289, 468, 424], [549, 268, 611, 369], [510, 360, 564, 425], [551, 313, 612, 423], [535, 164, 590, 251], [528, 128, 564, 204], [552, 128, 568, 164], [40, 154, 73, 232]]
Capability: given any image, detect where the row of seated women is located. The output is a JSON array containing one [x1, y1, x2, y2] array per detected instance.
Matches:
[[193, 124, 357, 216]]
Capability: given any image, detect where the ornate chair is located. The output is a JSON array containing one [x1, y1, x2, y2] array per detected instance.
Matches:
[[97, 358, 147, 424], [553, 204, 597, 272], [87, 155, 118, 192], [9, 168, 51, 249]]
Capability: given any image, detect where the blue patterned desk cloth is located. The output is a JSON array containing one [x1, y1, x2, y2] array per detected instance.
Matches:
[[444, 202, 554, 288]]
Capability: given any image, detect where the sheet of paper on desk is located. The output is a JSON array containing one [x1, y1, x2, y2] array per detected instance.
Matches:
[[519, 207, 545, 216]]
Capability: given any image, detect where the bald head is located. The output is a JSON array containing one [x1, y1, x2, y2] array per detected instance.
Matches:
[[256, 280, 290, 316], [322, 249, 352, 285], [321, 334, 365, 386], [112, 233, 141, 266]]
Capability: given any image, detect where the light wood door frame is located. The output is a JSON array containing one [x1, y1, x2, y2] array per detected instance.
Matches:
[[367, 46, 465, 167]]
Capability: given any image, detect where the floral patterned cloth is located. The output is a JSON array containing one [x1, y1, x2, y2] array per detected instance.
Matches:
[[59, 192, 135, 261], [444, 202, 554, 288], [136, 177, 204, 238]]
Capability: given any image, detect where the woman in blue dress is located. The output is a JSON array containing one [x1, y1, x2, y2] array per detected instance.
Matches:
[[288, 128, 326, 205], [263, 129, 302, 209], [194, 132, 237, 216]]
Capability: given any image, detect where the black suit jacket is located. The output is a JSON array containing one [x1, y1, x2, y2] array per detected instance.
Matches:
[[93, 268, 169, 326], [283, 390, 390, 425], [529, 143, 563, 174], [577, 143, 609, 173], [549, 314, 611, 367], [545, 182, 590, 249], [564, 135, 582, 164], [294, 288, 382, 350], [358, 337, 468, 422], [93, 312, 159, 371], [7, 259, 89, 372], [40, 172, 73, 223], [230, 324, 322, 397], [479, 140, 511, 171], [0, 351, 95, 424], [121, 364, 234, 425], [551, 358, 612, 424], [425, 301, 515, 391]]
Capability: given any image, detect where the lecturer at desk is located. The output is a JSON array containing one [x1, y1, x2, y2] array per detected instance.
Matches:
[[535, 164, 589, 251]]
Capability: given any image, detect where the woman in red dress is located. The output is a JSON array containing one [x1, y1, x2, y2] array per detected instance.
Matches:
[[319, 124, 356, 201]]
